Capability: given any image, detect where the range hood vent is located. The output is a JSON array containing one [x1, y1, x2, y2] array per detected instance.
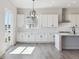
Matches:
[[61, 8, 70, 23]]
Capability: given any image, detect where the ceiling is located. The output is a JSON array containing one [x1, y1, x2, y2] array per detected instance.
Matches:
[[9, 0, 79, 8]]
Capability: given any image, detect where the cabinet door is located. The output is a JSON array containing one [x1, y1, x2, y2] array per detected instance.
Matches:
[[68, 14, 79, 27], [17, 14, 25, 27], [62, 36, 79, 49], [38, 15, 48, 27], [47, 33, 54, 42], [68, 14, 78, 25], [76, 15, 79, 25], [37, 15, 42, 28], [38, 14, 58, 28], [24, 33, 35, 42], [52, 15, 58, 27], [42, 15, 48, 27], [17, 32, 23, 42], [47, 15, 58, 27], [35, 33, 47, 42], [47, 15, 53, 27]]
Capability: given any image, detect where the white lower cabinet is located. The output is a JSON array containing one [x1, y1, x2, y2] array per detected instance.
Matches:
[[17, 31, 55, 43], [36, 33, 48, 42], [48, 33, 54, 42]]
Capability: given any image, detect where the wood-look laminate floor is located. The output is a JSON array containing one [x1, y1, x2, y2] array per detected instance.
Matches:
[[2, 43, 79, 59]]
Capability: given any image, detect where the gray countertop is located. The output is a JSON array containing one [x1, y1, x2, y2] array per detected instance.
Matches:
[[60, 33, 79, 36]]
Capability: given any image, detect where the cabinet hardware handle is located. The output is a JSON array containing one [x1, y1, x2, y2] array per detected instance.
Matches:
[[28, 35, 30, 38], [40, 35, 43, 38]]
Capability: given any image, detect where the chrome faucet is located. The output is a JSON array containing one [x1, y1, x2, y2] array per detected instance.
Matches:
[[72, 26, 75, 34], [72, 25, 77, 34]]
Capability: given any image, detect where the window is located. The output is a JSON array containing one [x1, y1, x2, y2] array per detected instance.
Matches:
[[4, 8, 13, 30]]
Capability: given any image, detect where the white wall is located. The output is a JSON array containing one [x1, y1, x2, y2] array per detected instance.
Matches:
[[0, 0, 17, 57]]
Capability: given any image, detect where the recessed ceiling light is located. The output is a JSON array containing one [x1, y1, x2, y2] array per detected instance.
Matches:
[[52, 1, 55, 4], [67, 4, 71, 7], [72, 1, 77, 4]]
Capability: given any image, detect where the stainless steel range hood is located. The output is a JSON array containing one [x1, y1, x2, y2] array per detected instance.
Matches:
[[60, 8, 70, 23]]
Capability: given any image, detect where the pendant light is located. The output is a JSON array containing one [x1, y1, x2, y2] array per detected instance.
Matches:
[[25, 0, 37, 28]]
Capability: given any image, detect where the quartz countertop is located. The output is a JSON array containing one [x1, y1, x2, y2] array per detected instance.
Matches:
[[60, 33, 79, 36]]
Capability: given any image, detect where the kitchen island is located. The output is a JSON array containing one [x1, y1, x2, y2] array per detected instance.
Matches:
[[55, 33, 79, 51]]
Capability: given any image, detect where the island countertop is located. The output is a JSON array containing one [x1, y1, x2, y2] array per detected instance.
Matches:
[[59, 33, 79, 36]]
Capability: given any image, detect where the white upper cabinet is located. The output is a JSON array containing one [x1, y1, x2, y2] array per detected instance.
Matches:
[[17, 14, 25, 28], [37, 14, 58, 28], [47, 15, 58, 27], [37, 15, 48, 27], [17, 14, 58, 28], [76, 15, 79, 25], [68, 14, 79, 26]]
